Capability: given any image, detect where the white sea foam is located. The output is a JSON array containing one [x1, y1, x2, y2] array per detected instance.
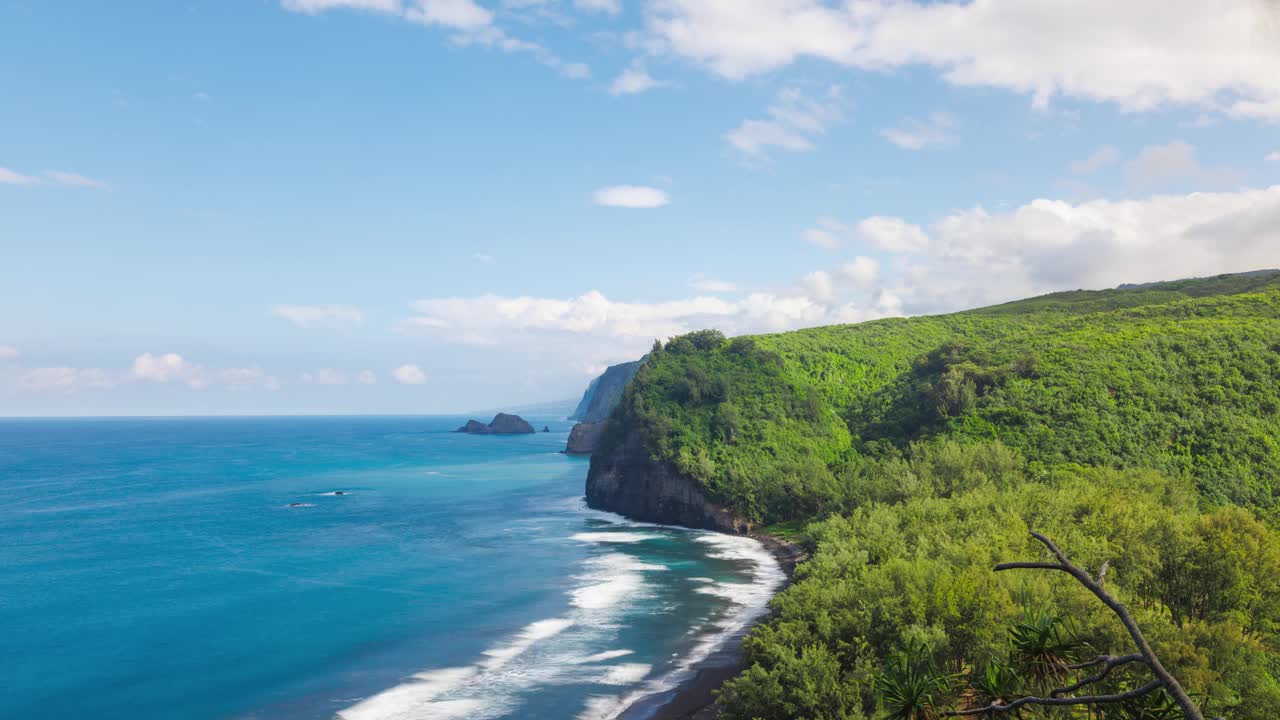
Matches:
[[571, 649, 634, 664], [339, 618, 573, 720], [576, 695, 628, 720], [570, 532, 660, 544], [584, 532, 787, 720], [479, 618, 575, 670], [571, 553, 666, 610], [597, 663, 652, 685], [688, 576, 715, 583]]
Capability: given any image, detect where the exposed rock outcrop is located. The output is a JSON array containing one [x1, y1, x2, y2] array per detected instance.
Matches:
[[565, 421, 606, 454], [455, 413, 536, 435], [586, 428, 751, 534], [571, 360, 642, 423]]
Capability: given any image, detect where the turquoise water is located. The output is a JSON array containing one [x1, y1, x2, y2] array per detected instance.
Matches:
[[0, 416, 781, 720]]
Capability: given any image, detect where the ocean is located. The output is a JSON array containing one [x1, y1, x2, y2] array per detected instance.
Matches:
[[0, 416, 782, 720]]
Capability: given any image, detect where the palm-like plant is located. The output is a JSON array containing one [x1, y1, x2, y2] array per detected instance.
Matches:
[[1007, 611, 1087, 689], [968, 657, 1024, 718], [877, 640, 954, 720]]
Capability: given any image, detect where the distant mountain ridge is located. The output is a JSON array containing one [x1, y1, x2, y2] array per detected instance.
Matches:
[[570, 360, 642, 423]]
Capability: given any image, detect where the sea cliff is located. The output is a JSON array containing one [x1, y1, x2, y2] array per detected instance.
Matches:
[[586, 428, 752, 534]]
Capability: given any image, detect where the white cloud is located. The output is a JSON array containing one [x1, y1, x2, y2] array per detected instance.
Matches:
[[575, 0, 620, 13], [857, 216, 930, 253], [840, 256, 880, 288], [881, 112, 954, 150], [393, 364, 428, 385], [282, 0, 402, 13], [300, 368, 348, 385], [1126, 140, 1199, 186], [642, 0, 1280, 118], [220, 367, 281, 391], [405, 0, 493, 30], [689, 274, 736, 293], [593, 185, 670, 208], [0, 345, 18, 359], [726, 86, 844, 159], [283, 0, 590, 79], [20, 367, 117, 393], [132, 352, 207, 388], [357, 370, 378, 385], [802, 217, 848, 249], [271, 304, 365, 329], [0, 168, 41, 185], [609, 60, 661, 96], [1071, 145, 1122, 175], [0, 168, 107, 188], [867, 185, 1280, 314], [43, 171, 108, 189], [1268, 152, 1280, 163]]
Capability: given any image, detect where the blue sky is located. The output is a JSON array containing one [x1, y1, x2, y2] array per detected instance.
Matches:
[[2, 0, 1279, 416]]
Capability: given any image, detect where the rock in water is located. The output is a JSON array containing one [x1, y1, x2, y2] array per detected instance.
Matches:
[[564, 421, 606, 454], [456, 419, 490, 433], [455, 413, 536, 435], [542, 426, 551, 433]]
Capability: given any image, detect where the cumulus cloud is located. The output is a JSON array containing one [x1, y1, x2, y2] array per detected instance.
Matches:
[[881, 112, 955, 150], [133, 353, 191, 383], [641, 0, 1280, 119], [0, 345, 18, 359], [393, 364, 428, 384], [609, 60, 661, 96], [593, 185, 670, 208], [874, 185, 1280, 313], [857, 216, 930, 253], [726, 86, 845, 159], [802, 217, 848, 249], [271, 304, 365, 329], [840, 256, 880, 288], [1268, 151, 1280, 163]]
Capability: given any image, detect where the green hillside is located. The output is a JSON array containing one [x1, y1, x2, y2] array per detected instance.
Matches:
[[601, 272, 1280, 719]]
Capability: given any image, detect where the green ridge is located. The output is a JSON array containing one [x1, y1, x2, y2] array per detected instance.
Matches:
[[603, 271, 1280, 719]]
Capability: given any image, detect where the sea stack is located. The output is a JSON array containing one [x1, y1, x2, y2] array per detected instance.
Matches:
[[455, 413, 536, 435]]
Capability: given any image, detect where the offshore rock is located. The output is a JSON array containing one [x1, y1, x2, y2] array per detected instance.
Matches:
[[455, 413, 536, 435]]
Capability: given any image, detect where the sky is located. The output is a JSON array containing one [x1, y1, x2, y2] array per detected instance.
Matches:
[[2, 0, 1280, 416]]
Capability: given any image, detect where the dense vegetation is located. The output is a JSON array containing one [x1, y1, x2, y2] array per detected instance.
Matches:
[[599, 272, 1280, 718]]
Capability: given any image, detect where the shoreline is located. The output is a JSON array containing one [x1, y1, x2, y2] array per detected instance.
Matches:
[[618, 532, 807, 720]]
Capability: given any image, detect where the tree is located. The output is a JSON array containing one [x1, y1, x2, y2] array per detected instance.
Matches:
[[943, 532, 1220, 720]]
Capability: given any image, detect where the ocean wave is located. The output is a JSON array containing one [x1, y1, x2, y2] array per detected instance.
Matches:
[[580, 532, 786, 720], [569, 532, 660, 544], [571, 553, 666, 611]]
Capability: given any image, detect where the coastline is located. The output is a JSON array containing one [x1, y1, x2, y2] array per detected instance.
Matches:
[[619, 533, 807, 720]]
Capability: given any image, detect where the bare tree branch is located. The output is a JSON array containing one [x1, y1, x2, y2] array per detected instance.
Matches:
[[942, 680, 1163, 716], [993, 531, 1208, 720], [1054, 654, 1146, 696]]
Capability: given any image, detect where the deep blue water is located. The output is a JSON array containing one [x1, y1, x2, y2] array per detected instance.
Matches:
[[0, 416, 781, 720]]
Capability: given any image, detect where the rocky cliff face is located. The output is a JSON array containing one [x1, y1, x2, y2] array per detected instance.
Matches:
[[455, 413, 535, 434], [572, 360, 642, 423], [565, 421, 606, 454], [586, 428, 752, 534]]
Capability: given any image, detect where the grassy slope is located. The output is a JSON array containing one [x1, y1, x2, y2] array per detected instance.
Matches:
[[606, 272, 1280, 524], [602, 272, 1280, 719]]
